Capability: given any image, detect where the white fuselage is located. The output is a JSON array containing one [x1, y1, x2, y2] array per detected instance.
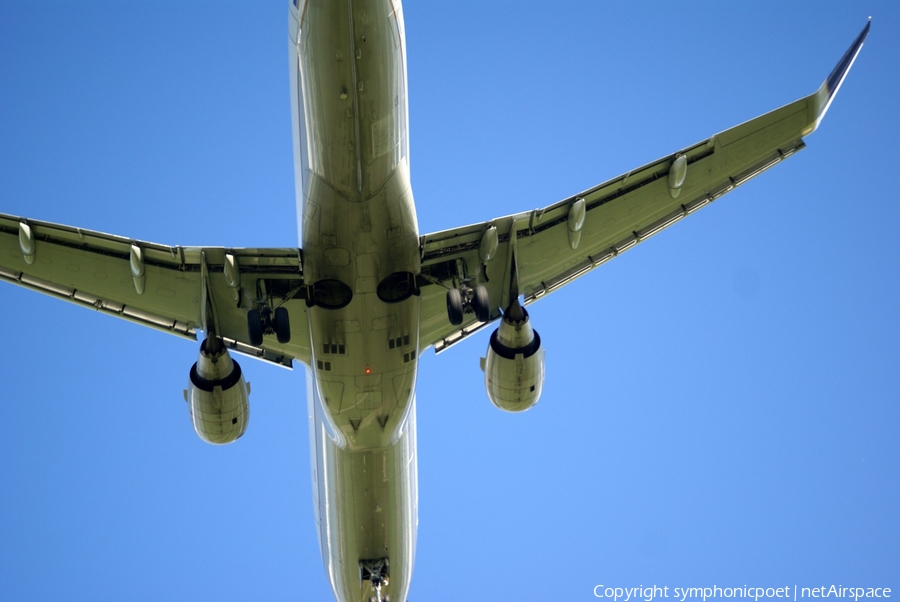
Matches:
[[289, 1, 419, 600]]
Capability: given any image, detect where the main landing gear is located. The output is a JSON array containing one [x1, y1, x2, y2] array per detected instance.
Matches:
[[446, 283, 491, 326], [246, 305, 290, 346]]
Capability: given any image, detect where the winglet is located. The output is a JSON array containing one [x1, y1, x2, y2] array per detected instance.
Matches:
[[804, 18, 870, 135]]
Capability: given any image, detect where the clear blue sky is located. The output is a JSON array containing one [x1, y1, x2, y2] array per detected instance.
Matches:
[[1, 2, 898, 600]]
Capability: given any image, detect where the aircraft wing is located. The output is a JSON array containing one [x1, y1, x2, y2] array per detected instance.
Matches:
[[418, 19, 869, 353], [0, 213, 310, 368]]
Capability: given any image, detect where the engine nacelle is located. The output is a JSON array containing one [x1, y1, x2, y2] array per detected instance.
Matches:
[[481, 302, 545, 412], [184, 338, 250, 445]]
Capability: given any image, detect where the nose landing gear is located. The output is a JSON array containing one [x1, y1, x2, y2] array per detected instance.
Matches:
[[360, 558, 391, 602], [369, 581, 389, 602]]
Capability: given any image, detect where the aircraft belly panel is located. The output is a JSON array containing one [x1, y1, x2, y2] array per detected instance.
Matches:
[[293, 2, 419, 600], [291, 0, 409, 202], [307, 290, 419, 450], [310, 369, 418, 602]]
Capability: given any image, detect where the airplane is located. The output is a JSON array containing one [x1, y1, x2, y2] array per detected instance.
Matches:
[[0, 2, 874, 601]]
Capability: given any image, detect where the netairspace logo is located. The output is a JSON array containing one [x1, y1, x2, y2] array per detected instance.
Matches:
[[593, 586, 892, 602]]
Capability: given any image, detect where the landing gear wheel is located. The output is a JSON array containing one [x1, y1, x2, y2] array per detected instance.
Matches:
[[247, 309, 263, 346], [274, 306, 291, 344], [446, 288, 464, 325], [473, 285, 490, 322]]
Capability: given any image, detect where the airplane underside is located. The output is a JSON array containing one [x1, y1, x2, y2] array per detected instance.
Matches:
[[0, 1, 870, 601], [290, 1, 419, 600]]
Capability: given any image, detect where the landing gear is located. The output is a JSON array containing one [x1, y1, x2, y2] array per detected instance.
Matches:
[[246, 305, 291, 346], [274, 306, 291, 343], [473, 284, 490, 322], [368, 581, 390, 602], [360, 558, 390, 602], [247, 309, 263, 346], [446, 284, 491, 325], [446, 289, 464, 325]]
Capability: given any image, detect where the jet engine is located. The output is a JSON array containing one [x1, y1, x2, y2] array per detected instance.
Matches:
[[481, 298, 545, 412], [184, 337, 250, 444]]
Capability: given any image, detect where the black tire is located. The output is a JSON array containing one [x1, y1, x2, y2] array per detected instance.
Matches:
[[274, 306, 291, 344], [473, 285, 491, 322], [247, 309, 263, 346], [446, 288, 464, 325]]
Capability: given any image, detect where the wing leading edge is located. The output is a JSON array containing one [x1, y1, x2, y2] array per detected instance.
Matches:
[[417, 19, 870, 354], [0, 213, 311, 368]]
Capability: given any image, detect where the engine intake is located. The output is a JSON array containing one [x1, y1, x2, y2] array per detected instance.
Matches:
[[184, 338, 250, 444], [481, 299, 545, 412]]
